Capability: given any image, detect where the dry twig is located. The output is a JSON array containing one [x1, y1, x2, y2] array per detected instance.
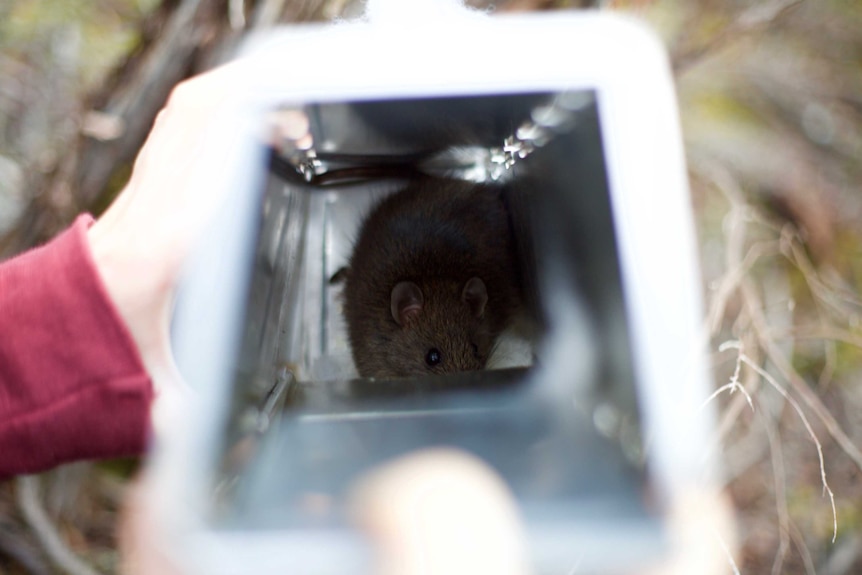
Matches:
[[694, 153, 862, 569], [790, 522, 818, 575], [763, 409, 790, 575], [721, 342, 838, 543], [742, 278, 862, 474], [697, 157, 862, 475]]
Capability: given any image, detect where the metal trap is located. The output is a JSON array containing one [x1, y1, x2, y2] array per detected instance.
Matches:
[[164, 12, 714, 575]]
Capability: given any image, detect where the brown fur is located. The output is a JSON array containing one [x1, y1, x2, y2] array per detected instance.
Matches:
[[343, 178, 522, 378]]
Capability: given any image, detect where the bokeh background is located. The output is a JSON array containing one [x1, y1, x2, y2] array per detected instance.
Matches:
[[1, 0, 861, 573]]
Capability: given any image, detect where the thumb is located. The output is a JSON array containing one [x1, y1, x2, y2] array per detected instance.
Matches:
[[349, 448, 532, 575]]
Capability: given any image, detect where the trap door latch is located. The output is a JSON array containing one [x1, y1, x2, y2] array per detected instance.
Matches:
[[267, 91, 594, 188]]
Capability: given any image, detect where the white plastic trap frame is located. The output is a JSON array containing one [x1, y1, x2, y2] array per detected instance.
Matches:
[[159, 10, 715, 575]]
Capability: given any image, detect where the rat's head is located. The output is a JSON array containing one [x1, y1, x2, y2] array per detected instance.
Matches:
[[362, 277, 496, 378]]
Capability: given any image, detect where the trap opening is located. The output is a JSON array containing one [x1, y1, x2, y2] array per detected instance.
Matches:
[[207, 90, 656, 565]]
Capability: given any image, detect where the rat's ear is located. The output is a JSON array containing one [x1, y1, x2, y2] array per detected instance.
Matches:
[[391, 281, 424, 326], [329, 266, 349, 285], [462, 277, 488, 318]]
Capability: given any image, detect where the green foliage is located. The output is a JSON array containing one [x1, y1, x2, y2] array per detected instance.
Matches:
[[833, 230, 862, 294], [97, 456, 141, 478], [1, 0, 158, 90], [91, 162, 133, 216]]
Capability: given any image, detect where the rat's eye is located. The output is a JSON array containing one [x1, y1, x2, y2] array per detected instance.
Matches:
[[425, 348, 442, 367]]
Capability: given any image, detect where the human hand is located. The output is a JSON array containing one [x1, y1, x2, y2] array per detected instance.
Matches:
[[98, 57, 737, 575], [350, 449, 533, 575], [86, 62, 252, 417], [641, 488, 738, 575], [120, 448, 533, 575], [120, 446, 736, 575]]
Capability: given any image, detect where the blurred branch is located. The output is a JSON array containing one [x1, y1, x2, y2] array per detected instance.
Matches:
[[743, 276, 862, 475], [0, 519, 51, 575], [790, 522, 818, 575], [673, 0, 804, 75], [698, 161, 766, 467], [16, 476, 102, 575], [229, 0, 247, 29], [763, 413, 790, 575], [3, 0, 226, 254], [777, 326, 862, 349], [731, 343, 838, 543], [74, 0, 211, 206], [781, 228, 862, 317], [695, 143, 861, 568], [251, 0, 288, 27], [696, 156, 862, 477], [708, 239, 781, 336], [820, 533, 862, 575]]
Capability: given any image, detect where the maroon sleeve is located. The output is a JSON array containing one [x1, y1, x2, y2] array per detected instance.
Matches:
[[0, 215, 153, 478]]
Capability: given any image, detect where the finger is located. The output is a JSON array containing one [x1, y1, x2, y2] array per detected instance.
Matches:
[[350, 448, 532, 575], [640, 489, 738, 575], [117, 61, 245, 214], [101, 57, 256, 229], [89, 104, 170, 240]]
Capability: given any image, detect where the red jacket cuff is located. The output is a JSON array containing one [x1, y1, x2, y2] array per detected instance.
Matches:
[[0, 215, 154, 477]]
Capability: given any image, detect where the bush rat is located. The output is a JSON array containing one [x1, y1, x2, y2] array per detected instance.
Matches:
[[343, 178, 523, 378]]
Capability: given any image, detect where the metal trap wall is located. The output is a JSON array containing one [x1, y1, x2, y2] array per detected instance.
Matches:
[[205, 91, 656, 572]]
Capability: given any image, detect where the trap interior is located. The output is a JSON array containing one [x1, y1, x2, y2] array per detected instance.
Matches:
[[208, 90, 662, 571]]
